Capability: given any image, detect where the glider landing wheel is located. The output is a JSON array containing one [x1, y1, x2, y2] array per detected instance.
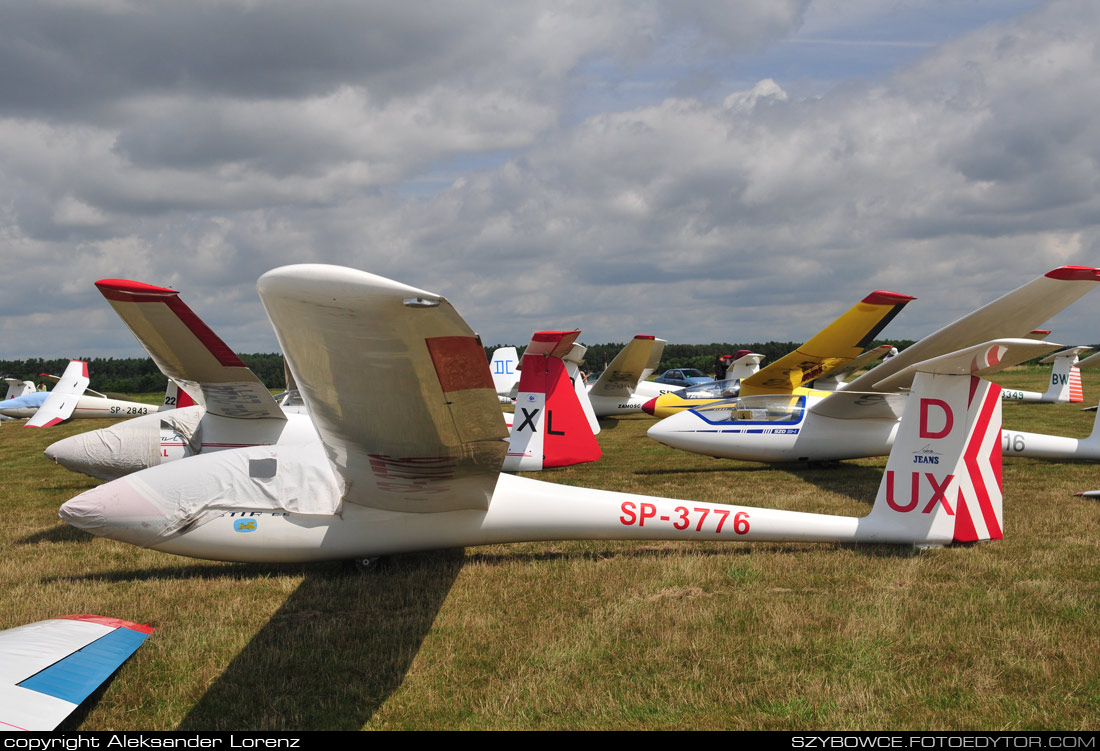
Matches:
[[350, 556, 389, 573]]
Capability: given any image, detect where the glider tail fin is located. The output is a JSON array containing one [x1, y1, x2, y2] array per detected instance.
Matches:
[[489, 346, 519, 400], [160, 379, 198, 412], [503, 331, 602, 472], [1040, 348, 1086, 403], [862, 339, 1060, 546], [3, 378, 34, 401]]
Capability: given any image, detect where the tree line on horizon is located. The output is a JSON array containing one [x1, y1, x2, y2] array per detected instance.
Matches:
[[8, 336, 1077, 395]]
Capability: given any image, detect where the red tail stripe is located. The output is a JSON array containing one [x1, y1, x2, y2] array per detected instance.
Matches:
[[953, 488, 979, 544], [961, 383, 1003, 541]]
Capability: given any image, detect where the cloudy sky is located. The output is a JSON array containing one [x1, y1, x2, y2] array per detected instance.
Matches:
[[2, 0, 1097, 359]]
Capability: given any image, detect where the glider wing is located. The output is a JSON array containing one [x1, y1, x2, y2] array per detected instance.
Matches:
[[0, 615, 152, 731], [589, 335, 667, 399], [95, 279, 284, 421], [257, 265, 508, 513], [845, 267, 1100, 392], [24, 361, 90, 428], [740, 291, 914, 396]]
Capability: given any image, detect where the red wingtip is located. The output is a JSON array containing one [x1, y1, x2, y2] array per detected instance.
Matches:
[[862, 290, 916, 305], [1045, 266, 1100, 281], [58, 614, 155, 634], [641, 397, 657, 416], [96, 279, 180, 302], [633, 334, 656, 340], [24, 417, 64, 428]]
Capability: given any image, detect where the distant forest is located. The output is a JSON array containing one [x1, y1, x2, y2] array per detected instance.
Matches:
[[0, 343, 920, 394]]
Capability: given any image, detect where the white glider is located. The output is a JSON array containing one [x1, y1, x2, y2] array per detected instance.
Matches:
[[45, 280, 319, 480], [0, 360, 161, 428], [0, 615, 152, 731], [48, 281, 600, 480], [648, 266, 1100, 464], [59, 265, 1024, 563]]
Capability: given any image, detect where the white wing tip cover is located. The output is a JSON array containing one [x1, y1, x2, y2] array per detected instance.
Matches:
[[259, 264, 441, 303]]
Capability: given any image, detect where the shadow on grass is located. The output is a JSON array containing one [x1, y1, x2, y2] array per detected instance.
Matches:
[[464, 544, 746, 566], [17, 524, 96, 545], [177, 548, 464, 731]]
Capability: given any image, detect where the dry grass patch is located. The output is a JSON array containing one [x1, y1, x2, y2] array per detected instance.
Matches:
[[0, 367, 1098, 729]]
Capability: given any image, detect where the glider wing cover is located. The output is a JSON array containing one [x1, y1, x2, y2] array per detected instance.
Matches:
[[24, 361, 90, 428], [95, 279, 284, 421], [844, 266, 1100, 393], [0, 615, 152, 731], [740, 291, 914, 396], [258, 265, 508, 514], [589, 336, 667, 399]]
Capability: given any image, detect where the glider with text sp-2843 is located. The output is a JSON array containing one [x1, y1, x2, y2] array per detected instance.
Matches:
[[0, 360, 165, 428], [58, 265, 1037, 563], [647, 267, 1100, 464]]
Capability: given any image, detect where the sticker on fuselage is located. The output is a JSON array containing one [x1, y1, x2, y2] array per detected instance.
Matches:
[[234, 519, 258, 533]]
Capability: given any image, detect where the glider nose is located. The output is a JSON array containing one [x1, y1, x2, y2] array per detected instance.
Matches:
[[45, 417, 162, 481], [45, 432, 150, 481], [59, 479, 170, 547], [642, 397, 657, 416], [646, 411, 703, 452]]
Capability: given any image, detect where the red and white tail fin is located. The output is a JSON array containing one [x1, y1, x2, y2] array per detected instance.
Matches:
[[1039, 347, 1089, 403], [862, 339, 1059, 545], [159, 379, 200, 412], [24, 360, 90, 428], [503, 331, 602, 472]]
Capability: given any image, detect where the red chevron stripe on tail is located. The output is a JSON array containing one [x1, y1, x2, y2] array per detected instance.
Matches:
[[953, 379, 1003, 543], [1069, 366, 1083, 403]]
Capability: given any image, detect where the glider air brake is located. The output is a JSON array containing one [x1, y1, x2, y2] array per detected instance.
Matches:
[[0, 615, 152, 731], [59, 265, 1028, 563], [642, 290, 915, 419], [648, 266, 1100, 464], [45, 280, 600, 480], [0, 360, 167, 427]]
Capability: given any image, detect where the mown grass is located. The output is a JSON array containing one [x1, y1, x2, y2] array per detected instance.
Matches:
[[1, 367, 1098, 730]]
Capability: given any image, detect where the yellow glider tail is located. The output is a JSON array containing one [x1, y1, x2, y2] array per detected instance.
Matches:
[[739, 290, 915, 396]]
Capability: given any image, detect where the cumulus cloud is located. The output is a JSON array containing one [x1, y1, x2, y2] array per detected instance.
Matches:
[[1, 0, 1098, 359]]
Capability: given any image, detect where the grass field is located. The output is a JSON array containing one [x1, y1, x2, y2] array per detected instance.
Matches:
[[2, 367, 1099, 730]]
